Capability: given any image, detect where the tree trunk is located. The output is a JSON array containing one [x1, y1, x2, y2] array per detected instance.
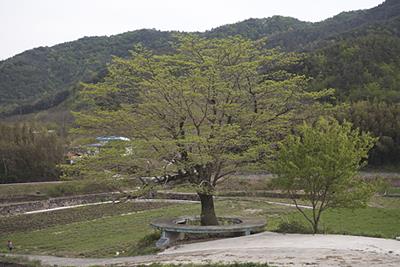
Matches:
[[313, 219, 319, 234], [198, 193, 219, 226]]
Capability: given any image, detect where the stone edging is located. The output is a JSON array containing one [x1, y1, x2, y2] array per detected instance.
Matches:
[[150, 216, 266, 248], [0, 192, 121, 216]]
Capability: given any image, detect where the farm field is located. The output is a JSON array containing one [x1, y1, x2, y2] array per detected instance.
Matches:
[[1, 170, 399, 203], [1, 194, 399, 258]]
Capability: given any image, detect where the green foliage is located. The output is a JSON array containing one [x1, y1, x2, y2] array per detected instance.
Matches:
[[0, 123, 64, 183], [206, 16, 311, 40], [0, 179, 136, 203], [0, 30, 177, 115], [306, 34, 400, 102], [43, 179, 117, 197], [270, 205, 400, 239], [338, 101, 400, 166], [73, 35, 331, 226], [270, 117, 377, 233], [58, 141, 138, 181], [127, 231, 161, 256], [275, 220, 313, 234], [1, 0, 399, 119], [75, 36, 330, 187]]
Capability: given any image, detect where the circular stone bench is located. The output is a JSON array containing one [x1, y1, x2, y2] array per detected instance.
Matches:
[[150, 216, 266, 248]]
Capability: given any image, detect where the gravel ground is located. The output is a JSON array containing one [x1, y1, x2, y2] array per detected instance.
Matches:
[[4, 232, 400, 267]]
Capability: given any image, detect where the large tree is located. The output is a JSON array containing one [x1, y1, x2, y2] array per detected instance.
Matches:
[[270, 118, 376, 233], [74, 36, 331, 225]]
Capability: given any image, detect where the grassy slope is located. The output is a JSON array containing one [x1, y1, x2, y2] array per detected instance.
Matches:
[[0, 202, 173, 234], [0, 199, 293, 257], [0, 204, 197, 257], [268, 207, 400, 238], [1, 196, 399, 258], [0, 179, 141, 202]]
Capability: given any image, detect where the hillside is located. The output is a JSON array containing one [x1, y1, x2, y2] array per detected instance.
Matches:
[[204, 16, 311, 40], [0, 0, 399, 117], [266, 0, 400, 51], [0, 30, 176, 116]]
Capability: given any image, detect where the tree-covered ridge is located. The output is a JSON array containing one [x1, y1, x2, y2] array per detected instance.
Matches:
[[0, 30, 176, 115], [266, 6, 400, 51], [204, 16, 311, 40], [306, 33, 400, 102], [0, 0, 399, 116]]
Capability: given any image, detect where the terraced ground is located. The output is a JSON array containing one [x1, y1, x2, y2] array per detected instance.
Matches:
[[1, 195, 399, 259]]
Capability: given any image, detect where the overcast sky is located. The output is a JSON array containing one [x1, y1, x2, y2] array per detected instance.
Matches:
[[0, 0, 385, 60]]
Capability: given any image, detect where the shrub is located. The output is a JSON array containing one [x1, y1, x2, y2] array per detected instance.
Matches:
[[275, 220, 313, 234], [127, 231, 161, 256]]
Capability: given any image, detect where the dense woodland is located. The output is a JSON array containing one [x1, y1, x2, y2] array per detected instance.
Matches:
[[0, 0, 399, 182], [0, 123, 64, 183]]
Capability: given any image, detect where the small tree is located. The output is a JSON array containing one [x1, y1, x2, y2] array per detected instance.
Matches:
[[74, 36, 332, 225], [270, 118, 377, 233]]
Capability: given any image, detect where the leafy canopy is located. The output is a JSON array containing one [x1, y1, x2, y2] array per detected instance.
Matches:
[[75, 36, 332, 191], [270, 117, 377, 232]]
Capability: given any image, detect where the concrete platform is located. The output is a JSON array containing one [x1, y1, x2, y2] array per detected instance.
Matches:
[[150, 216, 266, 248]]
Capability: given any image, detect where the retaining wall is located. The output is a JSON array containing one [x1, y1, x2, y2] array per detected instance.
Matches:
[[0, 192, 121, 216]]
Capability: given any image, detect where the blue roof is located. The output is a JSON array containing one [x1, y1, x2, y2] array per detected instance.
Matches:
[[96, 136, 131, 142], [86, 143, 104, 147]]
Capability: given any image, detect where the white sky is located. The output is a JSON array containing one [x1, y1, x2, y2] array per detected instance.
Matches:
[[0, 0, 385, 60]]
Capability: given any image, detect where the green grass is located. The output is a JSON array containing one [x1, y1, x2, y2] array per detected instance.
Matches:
[[164, 175, 273, 194], [1, 195, 399, 258], [387, 187, 400, 194], [369, 195, 400, 209], [0, 202, 173, 234], [0, 182, 61, 199], [0, 203, 198, 257], [267, 198, 400, 238], [0, 199, 293, 258], [0, 178, 140, 201]]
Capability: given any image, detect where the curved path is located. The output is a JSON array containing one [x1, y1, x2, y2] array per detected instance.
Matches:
[[5, 232, 400, 267]]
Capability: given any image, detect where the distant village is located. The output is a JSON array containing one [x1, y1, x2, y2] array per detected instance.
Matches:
[[65, 136, 131, 164]]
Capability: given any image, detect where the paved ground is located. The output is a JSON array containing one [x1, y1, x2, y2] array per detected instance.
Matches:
[[5, 232, 400, 266]]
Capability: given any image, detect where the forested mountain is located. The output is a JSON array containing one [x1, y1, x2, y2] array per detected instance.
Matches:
[[0, 30, 176, 115], [306, 34, 400, 102], [206, 0, 400, 50], [266, 0, 400, 51], [204, 16, 311, 40], [0, 0, 399, 117]]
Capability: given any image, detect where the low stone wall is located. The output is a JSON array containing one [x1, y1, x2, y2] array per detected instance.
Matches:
[[0, 191, 199, 216], [0, 192, 121, 216], [152, 191, 200, 201], [0, 262, 27, 267], [0, 194, 48, 204], [216, 190, 302, 199], [3, 189, 397, 217]]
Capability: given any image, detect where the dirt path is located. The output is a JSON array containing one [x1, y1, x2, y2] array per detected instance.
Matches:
[[4, 232, 400, 266], [19, 197, 309, 215], [23, 199, 200, 215]]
